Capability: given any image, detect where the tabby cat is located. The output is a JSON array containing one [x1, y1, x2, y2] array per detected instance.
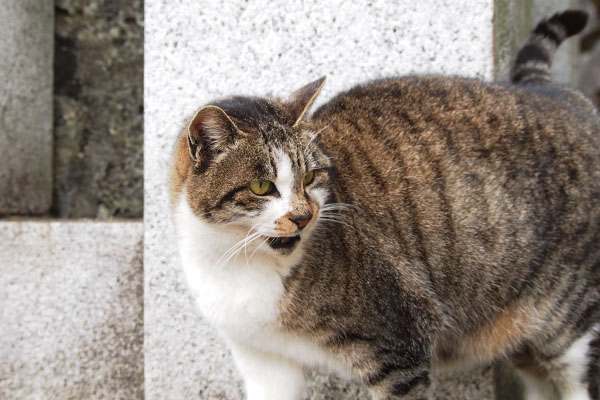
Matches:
[[169, 10, 599, 400]]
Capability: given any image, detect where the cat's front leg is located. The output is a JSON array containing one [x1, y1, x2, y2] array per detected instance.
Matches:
[[228, 340, 306, 400]]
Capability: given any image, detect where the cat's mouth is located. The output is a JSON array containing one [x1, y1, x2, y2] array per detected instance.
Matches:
[[267, 235, 300, 252]]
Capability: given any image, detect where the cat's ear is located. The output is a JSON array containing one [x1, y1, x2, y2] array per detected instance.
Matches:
[[187, 105, 245, 167], [286, 76, 326, 127]]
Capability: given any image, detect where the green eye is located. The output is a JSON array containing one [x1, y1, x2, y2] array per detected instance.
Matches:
[[303, 170, 315, 186], [249, 180, 273, 196]]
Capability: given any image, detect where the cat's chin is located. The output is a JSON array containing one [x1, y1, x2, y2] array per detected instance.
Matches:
[[267, 235, 301, 255]]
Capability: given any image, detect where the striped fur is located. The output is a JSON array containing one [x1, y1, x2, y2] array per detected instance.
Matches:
[[170, 10, 599, 400], [511, 10, 588, 84]]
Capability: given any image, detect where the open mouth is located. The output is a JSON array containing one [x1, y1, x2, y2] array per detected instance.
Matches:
[[267, 235, 300, 251]]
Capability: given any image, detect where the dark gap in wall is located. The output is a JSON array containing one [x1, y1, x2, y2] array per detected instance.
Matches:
[[52, 0, 143, 219]]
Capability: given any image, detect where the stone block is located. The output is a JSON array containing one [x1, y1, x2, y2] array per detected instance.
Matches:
[[0, 2, 53, 215], [0, 221, 144, 399], [145, 0, 494, 398]]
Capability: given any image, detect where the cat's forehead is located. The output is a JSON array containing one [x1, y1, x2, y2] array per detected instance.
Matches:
[[205, 95, 323, 176], [213, 96, 296, 137]]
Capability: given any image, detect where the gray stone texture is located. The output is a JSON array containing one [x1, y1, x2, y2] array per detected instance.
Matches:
[[145, 0, 494, 398], [579, 0, 600, 109], [0, 221, 144, 399], [0, 1, 53, 215], [531, 0, 581, 84], [493, 0, 533, 80], [53, 0, 143, 218], [493, 0, 580, 83]]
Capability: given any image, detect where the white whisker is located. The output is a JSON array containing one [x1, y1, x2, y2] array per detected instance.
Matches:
[[248, 238, 270, 263], [306, 124, 330, 148], [243, 224, 261, 260], [215, 231, 262, 268], [318, 216, 356, 231]]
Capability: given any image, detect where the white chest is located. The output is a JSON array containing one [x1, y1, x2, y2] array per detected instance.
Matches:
[[175, 201, 283, 334], [173, 197, 346, 373]]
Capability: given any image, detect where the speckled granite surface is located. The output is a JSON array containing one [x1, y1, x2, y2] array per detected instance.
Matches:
[[144, 0, 494, 398], [0, 221, 144, 399]]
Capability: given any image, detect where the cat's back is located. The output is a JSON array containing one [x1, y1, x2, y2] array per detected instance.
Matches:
[[308, 75, 600, 318], [313, 75, 599, 211]]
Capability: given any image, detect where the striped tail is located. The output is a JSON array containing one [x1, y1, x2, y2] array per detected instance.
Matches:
[[510, 10, 588, 85]]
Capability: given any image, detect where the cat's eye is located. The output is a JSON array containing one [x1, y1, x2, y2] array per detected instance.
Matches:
[[303, 170, 315, 186], [249, 180, 274, 196]]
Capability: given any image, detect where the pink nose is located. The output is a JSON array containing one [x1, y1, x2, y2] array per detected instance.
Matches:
[[290, 214, 312, 230]]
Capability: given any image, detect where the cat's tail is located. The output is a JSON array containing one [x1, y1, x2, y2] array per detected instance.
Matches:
[[510, 10, 588, 85]]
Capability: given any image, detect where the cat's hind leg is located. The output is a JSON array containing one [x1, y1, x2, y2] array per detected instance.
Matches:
[[551, 328, 598, 400], [515, 326, 598, 400]]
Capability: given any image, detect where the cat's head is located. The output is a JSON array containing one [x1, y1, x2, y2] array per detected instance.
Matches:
[[173, 77, 331, 259]]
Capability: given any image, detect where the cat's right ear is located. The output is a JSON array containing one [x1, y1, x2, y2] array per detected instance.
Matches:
[[187, 105, 244, 170]]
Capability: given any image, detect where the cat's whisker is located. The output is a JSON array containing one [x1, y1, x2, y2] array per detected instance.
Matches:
[[216, 231, 263, 269], [306, 124, 330, 148], [220, 237, 260, 268], [318, 216, 356, 231], [243, 230, 267, 263], [243, 224, 262, 260], [248, 237, 270, 263], [322, 202, 357, 210], [321, 209, 354, 217], [215, 240, 248, 269]]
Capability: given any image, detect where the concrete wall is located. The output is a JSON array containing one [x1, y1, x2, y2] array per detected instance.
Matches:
[[0, 221, 144, 399], [145, 1, 494, 398], [579, 0, 600, 108], [531, 0, 580, 83], [493, 0, 580, 82], [0, 1, 53, 215]]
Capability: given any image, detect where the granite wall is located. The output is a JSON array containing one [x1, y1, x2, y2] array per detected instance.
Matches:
[[0, 221, 144, 399]]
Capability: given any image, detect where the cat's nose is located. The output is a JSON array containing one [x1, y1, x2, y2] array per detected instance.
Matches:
[[290, 213, 312, 230]]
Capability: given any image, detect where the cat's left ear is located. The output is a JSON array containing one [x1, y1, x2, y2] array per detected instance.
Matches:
[[285, 76, 326, 127]]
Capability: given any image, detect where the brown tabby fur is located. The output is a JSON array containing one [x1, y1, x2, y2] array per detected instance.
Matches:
[[170, 10, 599, 399]]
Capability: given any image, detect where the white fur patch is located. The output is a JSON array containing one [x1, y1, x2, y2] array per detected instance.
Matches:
[[555, 326, 598, 400], [255, 148, 294, 236], [173, 191, 349, 396], [517, 370, 557, 400], [274, 148, 294, 202], [518, 325, 598, 400]]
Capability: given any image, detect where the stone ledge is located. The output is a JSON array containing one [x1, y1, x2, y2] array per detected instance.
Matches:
[[0, 220, 143, 399]]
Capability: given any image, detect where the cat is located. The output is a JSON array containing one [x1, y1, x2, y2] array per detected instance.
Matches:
[[169, 10, 599, 400]]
